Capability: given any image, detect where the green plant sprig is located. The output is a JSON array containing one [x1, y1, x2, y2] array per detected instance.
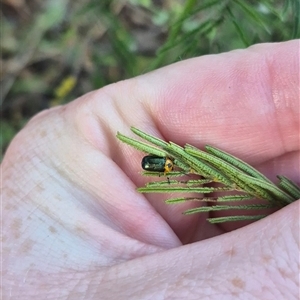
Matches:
[[184, 203, 275, 215], [165, 194, 256, 204], [184, 144, 294, 205], [116, 127, 299, 224]]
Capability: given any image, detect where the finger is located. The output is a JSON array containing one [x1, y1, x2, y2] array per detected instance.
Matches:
[[56, 40, 299, 241], [80, 40, 299, 238], [84, 200, 300, 299]]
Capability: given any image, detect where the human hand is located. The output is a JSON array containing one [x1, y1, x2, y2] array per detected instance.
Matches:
[[2, 40, 299, 299]]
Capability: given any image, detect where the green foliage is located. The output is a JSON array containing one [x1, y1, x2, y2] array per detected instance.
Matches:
[[2, 0, 299, 156], [117, 127, 300, 224], [1, 120, 18, 159]]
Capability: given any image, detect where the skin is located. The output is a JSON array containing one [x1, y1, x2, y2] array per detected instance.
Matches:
[[2, 40, 299, 299]]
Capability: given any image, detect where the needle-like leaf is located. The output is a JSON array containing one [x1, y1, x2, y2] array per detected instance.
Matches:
[[117, 127, 300, 224]]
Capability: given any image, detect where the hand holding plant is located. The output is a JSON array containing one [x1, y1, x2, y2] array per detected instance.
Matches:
[[2, 40, 299, 299]]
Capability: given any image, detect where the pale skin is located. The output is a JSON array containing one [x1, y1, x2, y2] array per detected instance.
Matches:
[[2, 40, 299, 299]]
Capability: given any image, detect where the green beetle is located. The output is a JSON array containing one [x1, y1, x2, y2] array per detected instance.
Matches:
[[141, 155, 174, 175]]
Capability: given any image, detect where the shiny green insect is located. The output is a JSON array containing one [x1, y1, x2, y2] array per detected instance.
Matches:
[[141, 155, 174, 175]]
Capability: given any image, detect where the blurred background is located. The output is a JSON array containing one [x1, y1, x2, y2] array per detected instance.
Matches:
[[1, 0, 299, 157]]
